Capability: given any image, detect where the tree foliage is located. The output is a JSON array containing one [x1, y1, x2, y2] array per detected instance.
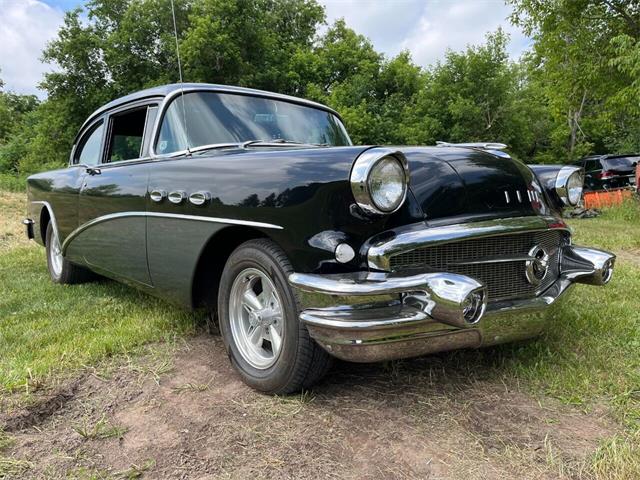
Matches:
[[508, 0, 640, 159], [1, 0, 639, 177]]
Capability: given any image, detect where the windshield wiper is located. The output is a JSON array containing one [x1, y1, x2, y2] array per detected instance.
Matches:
[[242, 139, 329, 148], [189, 139, 329, 155], [189, 142, 244, 155]]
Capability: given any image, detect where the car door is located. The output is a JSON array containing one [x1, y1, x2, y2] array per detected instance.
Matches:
[[72, 101, 159, 286]]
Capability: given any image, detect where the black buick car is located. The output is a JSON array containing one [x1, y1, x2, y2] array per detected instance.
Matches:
[[24, 84, 615, 393]]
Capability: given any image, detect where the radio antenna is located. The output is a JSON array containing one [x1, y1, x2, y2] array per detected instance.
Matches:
[[170, 0, 191, 154]]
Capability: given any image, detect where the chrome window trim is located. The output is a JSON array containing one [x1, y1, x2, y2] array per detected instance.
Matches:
[[367, 216, 570, 271], [149, 87, 352, 158], [61, 211, 283, 254], [350, 147, 410, 216], [555, 165, 584, 207], [69, 118, 107, 167]]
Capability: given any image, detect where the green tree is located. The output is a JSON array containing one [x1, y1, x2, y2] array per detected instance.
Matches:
[[508, 0, 640, 160], [0, 73, 39, 173]]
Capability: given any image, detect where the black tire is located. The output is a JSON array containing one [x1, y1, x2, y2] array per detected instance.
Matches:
[[218, 239, 332, 394], [45, 222, 93, 284]]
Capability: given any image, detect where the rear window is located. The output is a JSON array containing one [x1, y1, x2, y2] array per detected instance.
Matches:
[[603, 157, 639, 170]]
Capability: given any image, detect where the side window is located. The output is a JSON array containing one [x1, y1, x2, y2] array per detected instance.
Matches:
[[106, 107, 149, 162], [585, 160, 599, 172], [74, 121, 104, 166]]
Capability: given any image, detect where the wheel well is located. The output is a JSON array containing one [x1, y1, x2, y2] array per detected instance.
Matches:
[[191, 226, 269, 310], [39, 207, 51, 244]]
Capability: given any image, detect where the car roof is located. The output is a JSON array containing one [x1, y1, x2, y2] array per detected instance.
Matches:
[[79, 83, 341, 135], [579, 153, 640, 162]]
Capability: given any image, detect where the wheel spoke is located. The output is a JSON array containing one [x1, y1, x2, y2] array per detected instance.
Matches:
[[248, 325, 264, 347], [243, 289, 263, 311], [259, 282, 276, 308], [269, 327, 282, 354], [229, 268, 285, 370]]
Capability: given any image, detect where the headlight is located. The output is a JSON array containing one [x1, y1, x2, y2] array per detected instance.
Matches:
[[555, 166, 584, 207], [566, 171, 584, 206], [351, 148, 409, 215]]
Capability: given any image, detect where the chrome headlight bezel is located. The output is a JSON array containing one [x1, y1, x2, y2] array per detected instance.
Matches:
[[350, 148, 410, 215], [555, 166, 584, 207]]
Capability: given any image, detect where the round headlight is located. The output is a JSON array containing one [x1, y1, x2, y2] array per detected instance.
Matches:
[[555, 166, 584, 207], [369, 156, 406, 212], [351, 149, 409, 215], [566, 171, 583, 206]]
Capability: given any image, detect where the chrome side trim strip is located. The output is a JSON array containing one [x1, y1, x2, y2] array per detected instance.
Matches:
[[61, 211, 283, 253], [367, 216, 569, 271]]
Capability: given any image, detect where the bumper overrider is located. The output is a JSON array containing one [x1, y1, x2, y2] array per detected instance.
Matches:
[[289, 217, 615, 362]]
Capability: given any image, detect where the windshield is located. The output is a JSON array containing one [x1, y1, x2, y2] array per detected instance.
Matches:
[[155, 91, 351, 155], [603, 156, 639, 171]]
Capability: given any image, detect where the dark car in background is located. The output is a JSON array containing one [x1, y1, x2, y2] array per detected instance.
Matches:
[[574, 154, 639, 191], [24, 83, 616, 394]]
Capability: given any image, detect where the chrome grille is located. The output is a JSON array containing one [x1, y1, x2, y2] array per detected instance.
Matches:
[[389, 230, 566, 301]]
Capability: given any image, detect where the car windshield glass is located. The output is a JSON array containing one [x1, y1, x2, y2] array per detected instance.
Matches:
[[156, 91, 351, 155], [604, 157, 639, 170]]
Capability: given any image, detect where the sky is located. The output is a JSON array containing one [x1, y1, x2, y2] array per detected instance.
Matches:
[[0, 0, 531, 98]]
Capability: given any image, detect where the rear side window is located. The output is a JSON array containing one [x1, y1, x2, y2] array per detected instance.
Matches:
[[106, 107, 149, 162], [603, 157, 639, 170], [585, 159, 600, 172], [74, 121, 104, 166]]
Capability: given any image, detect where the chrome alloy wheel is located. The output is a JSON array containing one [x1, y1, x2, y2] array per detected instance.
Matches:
[[229, 267, 284, 369], [49, 228, 63, 277]]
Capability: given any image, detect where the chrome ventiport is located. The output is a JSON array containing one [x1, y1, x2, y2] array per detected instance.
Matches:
[[189, 191, 211, 206], [168, 190, 187, 204], [150, 189, 166, 202]]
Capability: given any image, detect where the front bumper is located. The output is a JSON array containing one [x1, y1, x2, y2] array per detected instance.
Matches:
[[289, 244, 615, 362]]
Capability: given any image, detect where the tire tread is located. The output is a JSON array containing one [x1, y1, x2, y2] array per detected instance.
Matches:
[[221, 238, 332, 394]]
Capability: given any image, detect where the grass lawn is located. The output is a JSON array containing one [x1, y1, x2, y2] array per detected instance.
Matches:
[[0, 191, 197, 393], [0, 189, 639, 478]]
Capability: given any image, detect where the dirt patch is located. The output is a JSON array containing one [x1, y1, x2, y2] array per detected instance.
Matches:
[[0, 379, 80, 432], [616, 249, 640, 268], [0, 335, 617, 479], [0, 190, 29, 251]]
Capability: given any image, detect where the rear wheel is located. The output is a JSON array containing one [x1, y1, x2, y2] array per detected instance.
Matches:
[[218, 239, 332, 394], [45, 223, 93, 284]]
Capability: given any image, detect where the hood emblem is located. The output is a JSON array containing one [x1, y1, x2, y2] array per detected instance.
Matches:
[[525, 246, 549, 285]]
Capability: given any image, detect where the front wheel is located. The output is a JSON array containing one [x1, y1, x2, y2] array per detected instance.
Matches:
[[45, 223, 93, 284], [218, 239, 332, 394]]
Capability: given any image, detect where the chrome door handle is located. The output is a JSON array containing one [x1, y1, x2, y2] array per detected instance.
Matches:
[[86, 167, 101, 175], [150, 189, 166, 202]]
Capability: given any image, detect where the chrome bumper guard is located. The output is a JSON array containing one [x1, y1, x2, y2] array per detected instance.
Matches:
[[289, 245, 615, 362]]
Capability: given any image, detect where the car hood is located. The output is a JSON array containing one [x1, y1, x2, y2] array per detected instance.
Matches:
[[397, 147, 539, 222]]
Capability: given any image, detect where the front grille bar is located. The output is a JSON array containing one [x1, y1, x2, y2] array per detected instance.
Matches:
[[386, 229, 567, 302]]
